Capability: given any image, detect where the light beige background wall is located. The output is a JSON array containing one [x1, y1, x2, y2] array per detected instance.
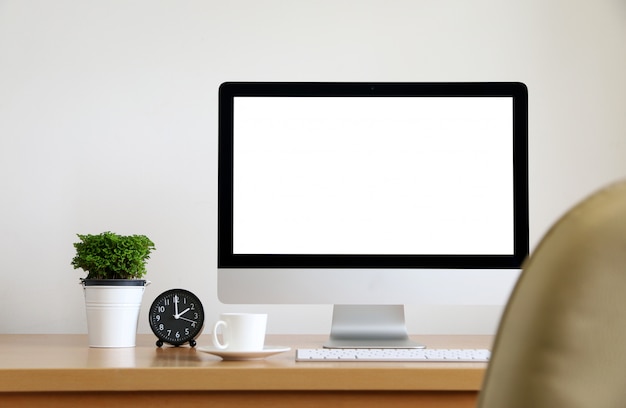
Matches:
[[1, 0, 625, 335]]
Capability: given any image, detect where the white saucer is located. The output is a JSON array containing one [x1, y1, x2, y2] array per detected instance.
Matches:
[[197, 345, 291, 361]]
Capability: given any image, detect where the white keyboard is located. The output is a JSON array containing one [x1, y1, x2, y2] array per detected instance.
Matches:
[[296, 348, 490, 362]]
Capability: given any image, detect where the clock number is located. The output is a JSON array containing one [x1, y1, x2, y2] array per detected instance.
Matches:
[[158, 306, 165, 313], [185, 328, 190, 335], [190, 303, 195, 310], [159, 324, 164, 331]]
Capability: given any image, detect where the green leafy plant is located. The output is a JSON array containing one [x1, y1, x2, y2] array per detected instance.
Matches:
[[71, 231, 156, 280]]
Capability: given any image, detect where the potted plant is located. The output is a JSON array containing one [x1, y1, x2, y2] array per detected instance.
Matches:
[[72, 231, 156, 348]]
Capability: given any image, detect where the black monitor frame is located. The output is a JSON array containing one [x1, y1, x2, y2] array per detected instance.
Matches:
[[218, 82, 529, 270]]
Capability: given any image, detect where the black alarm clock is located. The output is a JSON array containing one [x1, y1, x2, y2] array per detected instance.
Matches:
[[148, 289, 205, 347]]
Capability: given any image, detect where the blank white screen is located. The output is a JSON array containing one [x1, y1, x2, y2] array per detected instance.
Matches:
[[233, 97, 513, 255]]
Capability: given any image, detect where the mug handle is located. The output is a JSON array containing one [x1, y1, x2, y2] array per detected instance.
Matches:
[[212, 320, 228, 350]]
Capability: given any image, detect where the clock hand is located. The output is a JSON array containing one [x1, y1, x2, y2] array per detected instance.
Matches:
[[178, 316, 197, 324], [174, 295, 179, 317], [177, 307, 190, 317], [173, 307, 191, 319]]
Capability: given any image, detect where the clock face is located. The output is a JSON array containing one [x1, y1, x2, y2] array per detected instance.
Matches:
[[148, 289, 205, 346]]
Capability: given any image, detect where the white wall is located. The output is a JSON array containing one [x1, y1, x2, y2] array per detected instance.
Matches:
[[1, 0, 625, 335]]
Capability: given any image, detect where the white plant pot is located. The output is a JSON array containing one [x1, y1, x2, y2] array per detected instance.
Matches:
[[82, 280, 148, 348]]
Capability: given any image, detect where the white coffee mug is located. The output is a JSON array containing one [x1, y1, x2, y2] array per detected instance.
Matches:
[[212, 313, 267, 351]]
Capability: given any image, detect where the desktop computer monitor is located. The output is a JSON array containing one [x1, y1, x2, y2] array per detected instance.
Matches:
[[218, 82, 528, 348]]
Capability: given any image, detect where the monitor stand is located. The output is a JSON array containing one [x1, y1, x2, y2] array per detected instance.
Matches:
[[323, 305, 424, 349]]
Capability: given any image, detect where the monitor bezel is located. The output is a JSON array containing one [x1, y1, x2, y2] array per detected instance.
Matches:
[[218, 82, 528, 269]]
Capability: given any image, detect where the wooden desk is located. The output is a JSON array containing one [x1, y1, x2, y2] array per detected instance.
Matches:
[[0, 334, 491, 407]]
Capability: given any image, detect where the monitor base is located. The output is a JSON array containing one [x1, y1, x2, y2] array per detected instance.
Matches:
[[323, 305, 425, 349]]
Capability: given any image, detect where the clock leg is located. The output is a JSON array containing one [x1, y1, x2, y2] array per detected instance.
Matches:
[[189, 339, 197, 348], [156, 340, 163, 347]]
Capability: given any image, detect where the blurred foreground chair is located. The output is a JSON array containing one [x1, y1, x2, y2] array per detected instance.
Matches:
[[478, 180, 626, 408]]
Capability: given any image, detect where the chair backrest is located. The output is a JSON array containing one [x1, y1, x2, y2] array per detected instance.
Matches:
[[477, 180, 626, 408]]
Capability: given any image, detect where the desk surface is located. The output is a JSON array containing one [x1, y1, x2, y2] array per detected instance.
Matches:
[[0, 334, 491, 393]]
